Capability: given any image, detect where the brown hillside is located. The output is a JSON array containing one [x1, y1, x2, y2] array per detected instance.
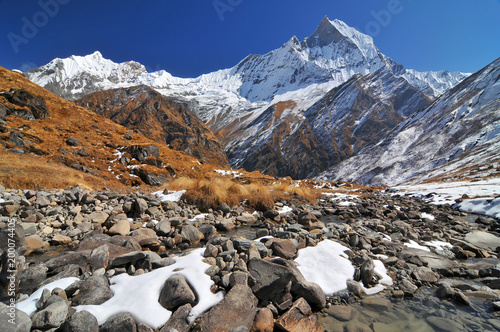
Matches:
[[75, 86, 229, 167], [0, 66, 225, 190]]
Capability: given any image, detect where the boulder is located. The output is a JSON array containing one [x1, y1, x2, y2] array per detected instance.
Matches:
[[248, 258, 293, 302], [71, 275, 113, 306], [275, 298, 323, 332], [31, 300, 69, 330], [100, 312, 137, 332], [192, 284, 258, 332], [0, 302, 32, 332], [251, 307, 274, 332], [158, 274, 197, 311], [87, 211, 109, 224], [269, 238, 297, 260], [181, 225, 204, 245], [159, 304, 191, 332], [61, 310, 98, 332], [108, 219, 131, 236], [154, 219, 171, 236], [412, 266, 439, 283]]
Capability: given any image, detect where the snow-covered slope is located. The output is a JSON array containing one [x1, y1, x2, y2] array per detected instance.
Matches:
[[317, 57, 500, 185]]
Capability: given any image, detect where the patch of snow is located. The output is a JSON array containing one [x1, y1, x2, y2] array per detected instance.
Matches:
[[359, 259, 393, 295], [457, 197, 500, 219], [277, 206, 293, 214], [16, 277, 80, 316], [421, 212, 435, 220], [424, 240, 453, 251], [404, 240, 431, 252], [76, 248, 224, 329], [188, 214, 209, 222], [153, 190, 186, 202], [214, 170, 243, 177], [295, 240, 354, 295]]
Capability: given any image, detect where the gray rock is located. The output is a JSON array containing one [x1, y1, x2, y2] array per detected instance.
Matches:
[[151, 257, 176, 269], [217, 203, 231, 214], [361, 297, 392, 311], [436, 284, 456, 299], [87, 211, 109, 224], [134, 198, 149, 215], [19, 263, 48, 294], [412, 266, 439, 283], [464, 231, 500, 252], [31, 300, 69, 329], [248, 258, 293, 302], [159, 304, 191, 332], [400, 279, 418, 296], [154, 219, 171, 236], [269, 238, 297, 260], [111, 251, 147, 267], [66, 137, 79, 146], [180, 225, 204, 245], [275, 298, 323, 332], [158, 274, 196, 310], [0, 302, 32, 332], [192, 284, 257, 332], [100, 312, 137, 332], [71, 275, 113, 306], [61, 310, 98, 332], [326, 305, 354, 322], [360, 257, 375, 287], [346, 280, 365, 298]]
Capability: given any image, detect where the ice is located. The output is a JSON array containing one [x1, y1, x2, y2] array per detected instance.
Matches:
[[76, 248, 224, 329], [294, 240, 355, 295], [16, 277, 80, 316], [152, 190, 186, 202]]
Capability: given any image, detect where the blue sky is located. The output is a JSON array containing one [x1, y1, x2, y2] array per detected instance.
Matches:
[[1, 0, 499, 77]]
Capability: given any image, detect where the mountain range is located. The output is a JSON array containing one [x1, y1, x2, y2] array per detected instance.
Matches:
[[23, 17, 499, 185]]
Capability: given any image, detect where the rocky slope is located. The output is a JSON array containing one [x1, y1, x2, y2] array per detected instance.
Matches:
[[75, 85, 229, 167], [317, 57, 500, 185], [1, 186, 499, 331]]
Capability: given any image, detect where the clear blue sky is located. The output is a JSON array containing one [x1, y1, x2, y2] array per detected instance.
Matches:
[[1, 0, 499, 77]]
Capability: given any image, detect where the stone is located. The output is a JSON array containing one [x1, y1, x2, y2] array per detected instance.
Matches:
[[158, 274, 196, 310], [400, 279, 418, 296], [248, 258, 293, 302], [100, 312, 137, 332], [181, 224, 204, 245], [137, 323, 154, 332], [361, 297, 393, 311], [52, 234, 72, 245], [134, 198, 149, 215], [327, 305, 354, 322], [108, 219, 130, 236], [90, 245, 110, 272], [111, 251, 146, 267], [280, 260, 326, 310], [35, 195, 51, 208], [66, 137, 79, 146], [453, 292, 471, 306], [45, 251, 91, 273], [251, 307, 274, 332], [159, 304, 191, 332], [71, 275, 113, 306], [412, 266, 439, 283], [154, 219, 171, 236], [193, 284, 258, 332], [217, 218, 235, 232], [275, 298, 323, 332], [436, 284, 456, 299], [0, 302, 32, 332], [88, 211, 109, 224], [464, 231, 500, 252], [360, 257, 375, 287], [426, 316, 466, 332], [345, 321, 373, 332], [128, 228, 158, 242], [61, 310, 98, 332], [31, 300, 69, 329], [346, 280, 365, 298], [19, 263, 48, 294], [23, 234, 46, 252], [269, 238, 297, 260], [217, 203, 231, 214]]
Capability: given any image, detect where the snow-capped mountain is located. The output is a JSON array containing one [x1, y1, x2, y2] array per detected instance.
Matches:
[[24, 17, 474, 180], [317, 57, 500, 185]]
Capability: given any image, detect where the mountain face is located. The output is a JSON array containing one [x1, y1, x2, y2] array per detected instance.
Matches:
[[24, 17, 472, 181], [317, 57, 500, 185], [75, 85, 229, 167]]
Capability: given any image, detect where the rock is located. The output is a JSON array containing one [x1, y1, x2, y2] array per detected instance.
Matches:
[[134, 198, 149, 215], [66, 137, 79, 146], [181, 225, 204, 245], [61, 310, 98, 332], [100, 312, 137, 332], [159, 304, 191, 332], [108, 219, 131, 236], [71, 275, 113, 306], [88, 211, 109, 224], [35, 195, 51, 208], [361, 297, 393, 311], [281, 260, 326, 309], [436, 284, 456, 299], [464, 231, 500, 252], [275, 298, 323, 332], [52, 234, 72, 245], [412, 266, 439, 283], [31, 300, 69, 329], [217, 218, 235, 232], [45, 251, 91, 273], [23, 235, 46, 252], [90, 245, 110, 272], [426, 316, 466, 332], [193, 284, 258, 332], [269, 238, 297, 260], [360, 257, 375, 287], [217, 203, 231, 214], [19, 263, 48, 294], [327, 305, 354, 322], [111, 251, 147, 267], [158, 274, 196, 311], [236, 213, 258, 224], [154, 219, 171, 236], [383, 256, 398, 266], [346, 280, 365, 298], [128, 228, 158, 242], [251, 307, 274, 332], [248, 258, 293, 302], [0, 302, 32, 332], [453, 292, 471, 306], [137, 323, 154, 332], [399, 279, 418, 296], [493, 301, 500, 311]]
